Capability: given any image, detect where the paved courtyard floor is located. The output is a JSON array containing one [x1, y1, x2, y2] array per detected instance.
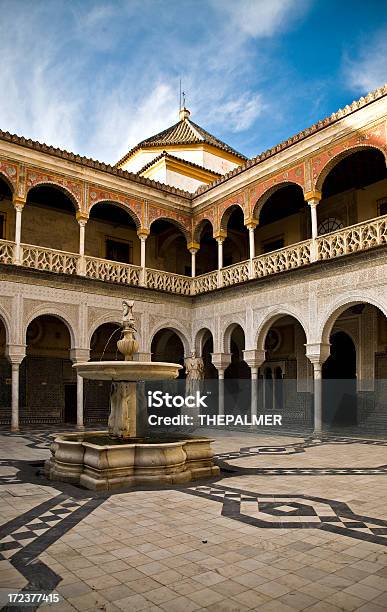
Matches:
[[0, 428, 387, 611]]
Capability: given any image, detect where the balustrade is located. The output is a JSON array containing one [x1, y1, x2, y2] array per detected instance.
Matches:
[[317, 214, 387, 260], [221, 260, 250, 286], [1, 215, 386, 294], [0, 239, 15, 265], [85, 256, 141, 286], [192, 270, 218, 294], [253, 240, 311, 278], [21, 244, 79, 275], [145, 268, 191, 295]]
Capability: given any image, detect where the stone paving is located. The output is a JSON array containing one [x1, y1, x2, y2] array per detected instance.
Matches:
[[0, 428, 387, 611]]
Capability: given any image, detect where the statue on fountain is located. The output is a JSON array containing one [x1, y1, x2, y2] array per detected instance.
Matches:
[[109, 300, 140, 438]]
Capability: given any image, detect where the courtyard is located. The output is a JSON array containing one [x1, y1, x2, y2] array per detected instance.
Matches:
[[0, 428, 386, 612]]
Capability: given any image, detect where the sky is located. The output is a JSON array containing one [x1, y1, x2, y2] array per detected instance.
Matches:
[[0, 0, 386, 165]]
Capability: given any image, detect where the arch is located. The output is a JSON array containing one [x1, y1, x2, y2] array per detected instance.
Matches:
[[223, 321, 246, 353], [149, 323, 190, 356], [255, 307, 310, 350], [0, 307, 11, 345], [318, 294, 387, 346], [314, 144, 387, 193], [193, 218, 214, 243], [253, 181, 304, 222], [194, 327, 214, 355], [88, 199, 141, 229], [87, 315, 122, 346], [219, 203, 245, 231], [149, 217, 190, 242], [26, 182, 80, 212], [0, 170, 15, 196], [23, 307, 77, 349]]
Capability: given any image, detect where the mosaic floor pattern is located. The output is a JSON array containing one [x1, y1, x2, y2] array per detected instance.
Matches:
[[0, 428, 386, 611]]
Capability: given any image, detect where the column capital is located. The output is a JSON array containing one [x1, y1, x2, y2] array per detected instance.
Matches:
[[243, 349, 266, 369], [214, 231, 227, 243], [6, 344, 26, 364], [304, 190, 322, 203], [305, 342, 330, 366], [137, 228, 150, 240], [70, 348, 90, 364], [211, 352, 232, 371], [12, 196, 26, 211], [76, 211, 89, 225], [245, 217, 258, 230], [187, 241, 200, 253]]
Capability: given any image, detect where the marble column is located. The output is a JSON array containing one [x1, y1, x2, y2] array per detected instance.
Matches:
[[214, 232, 227, 288], [11, 363, 20, 432], [6, 344, 26, 432], [243, 349, 266, 420], [137, 229, 149, 286], [211, 353, 232, 417], [306, 343, 330, 439], [76, 374, 84, 429], [70, 349, 90, 430], [13, 197, 25, 265], [187, 242, 200, 278], [305, 191, 321, 262], [76, 213, 88, 276], [245, 219, 258, 279]]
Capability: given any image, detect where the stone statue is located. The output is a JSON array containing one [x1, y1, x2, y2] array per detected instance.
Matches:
[[122, 300, 136, 330], [185, 351, 204, 395], [118, 300, 139, 362]]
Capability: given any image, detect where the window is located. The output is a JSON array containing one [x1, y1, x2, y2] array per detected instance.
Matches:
[[105, 238, 133, 264], [0, 214, 4, 239], [262, 237, 284, 254], [377, 198, 387, 216], [317, 217, 344, 235]]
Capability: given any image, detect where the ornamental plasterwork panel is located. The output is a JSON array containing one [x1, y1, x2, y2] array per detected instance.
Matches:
[[88, 185, 143, 227], [248, 163, 305, 213], [192, 207, 216, 237], [147, 203, 192, 237], [25, 167, 83, 209], [21, 298, 79, 346], [312, 121, 387, 189], [0, 159, 18, 193], [217, 191, 247, 231], [148, 314, 191, 342]]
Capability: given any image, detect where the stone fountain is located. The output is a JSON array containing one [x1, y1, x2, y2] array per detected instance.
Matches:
[[45, 300, 219, 490]]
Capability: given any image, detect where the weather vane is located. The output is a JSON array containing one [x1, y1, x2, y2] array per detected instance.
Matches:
[[179, 79, 187, 110]]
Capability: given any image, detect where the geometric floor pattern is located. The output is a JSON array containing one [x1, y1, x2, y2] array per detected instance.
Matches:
[[189, 485, 387, 547], [1, 428, 387, 611]]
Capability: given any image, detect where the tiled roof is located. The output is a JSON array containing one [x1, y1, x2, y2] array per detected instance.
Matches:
[[0, 129, 193, 198], [116, 118, 247, 167], [137, 150, 222, 178], [195, 84, 387, 195]]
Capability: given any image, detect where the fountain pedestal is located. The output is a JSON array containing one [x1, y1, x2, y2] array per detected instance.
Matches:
[[44, 301, 220, 490]]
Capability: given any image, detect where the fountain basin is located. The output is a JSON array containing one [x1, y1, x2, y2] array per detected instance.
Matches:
[[45, 431, 220, 490], [74, 361, 182, 381]]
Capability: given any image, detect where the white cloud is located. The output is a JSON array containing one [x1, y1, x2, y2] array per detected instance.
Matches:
[[345, 30, 387, 93], [0, 0, 309, 163], [217, 0, 304, 39]]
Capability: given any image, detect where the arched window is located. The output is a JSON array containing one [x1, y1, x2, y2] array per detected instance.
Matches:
[[318, 217, 344, 236]]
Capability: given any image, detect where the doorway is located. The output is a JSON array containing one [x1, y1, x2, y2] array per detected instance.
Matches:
[[323, 331, 357, 427], [64, 384, 77, 423]]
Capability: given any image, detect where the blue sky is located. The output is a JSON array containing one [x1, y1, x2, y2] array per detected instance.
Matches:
[[0, 0, 386, 164]]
